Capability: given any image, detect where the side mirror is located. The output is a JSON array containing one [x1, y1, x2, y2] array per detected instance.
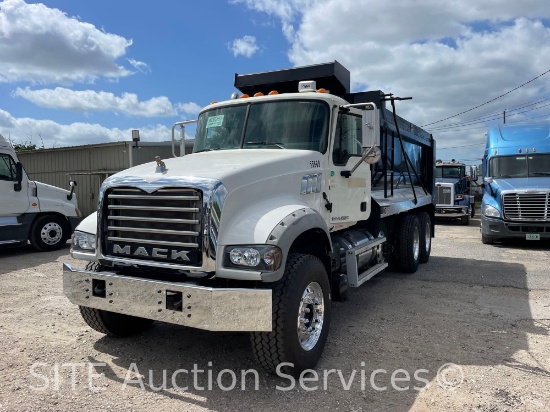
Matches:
[[14, 162, 23, 192], [361, 103, 380, 148], [67, 180, 77, 200]]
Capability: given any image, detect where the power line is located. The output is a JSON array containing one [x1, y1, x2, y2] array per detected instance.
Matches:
[[427, 101, 550, 132], [438, 142, 485, 149], [430, 114, 550, 134], [427, 94, 550, 131], [421, 68, 550, 127]]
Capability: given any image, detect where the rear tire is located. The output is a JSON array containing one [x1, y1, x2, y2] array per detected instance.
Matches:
[[461, 215, 470, 225], [251, 253, 331, 375], [396, 214, 421, 273], [417, 212, 432, 263], [29, 215, 68, 251], [79, 262, 154, 337]]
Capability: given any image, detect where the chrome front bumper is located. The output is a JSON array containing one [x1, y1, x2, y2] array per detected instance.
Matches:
[[63, 263, 272, 332], [435, 205, 468, 218]]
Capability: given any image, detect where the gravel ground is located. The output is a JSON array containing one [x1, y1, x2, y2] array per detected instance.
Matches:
[[1, 215, 549, 412]]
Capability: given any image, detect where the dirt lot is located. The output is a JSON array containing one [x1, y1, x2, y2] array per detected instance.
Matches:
[[1, 215, 549, 412]]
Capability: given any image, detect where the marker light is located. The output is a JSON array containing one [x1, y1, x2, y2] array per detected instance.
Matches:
[[317, 88, 327, 93], [268, 90, 279, 95], [253, 92, 264, 97], [240, 94, 250, 98], [526, 148, 529, 153], [210, 101, 218, 105]]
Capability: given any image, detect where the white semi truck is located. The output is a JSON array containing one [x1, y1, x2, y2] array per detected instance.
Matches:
[[63, 62, 436, 374], [0, 133, 81, 251]]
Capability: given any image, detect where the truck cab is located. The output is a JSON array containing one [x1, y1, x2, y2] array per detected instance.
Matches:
[[0, 133, 81, 251], [481, 123, 550, 244], [434, 160, 476, 224]]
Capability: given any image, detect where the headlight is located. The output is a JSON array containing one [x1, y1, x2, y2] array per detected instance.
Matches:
[[72, 231, 96, 251], [483, 205, 500, 218], [224, 245, 282, 271]]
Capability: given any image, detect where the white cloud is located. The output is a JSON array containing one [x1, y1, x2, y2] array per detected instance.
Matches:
[[0, 0, 136, 84], [128, 59, 151, 74], [234, 0, 550, 161], [177, 102, 202, 117], [0, 108, 183, 148], [229, 35, 260, 58], [13, 87, 182, 117]]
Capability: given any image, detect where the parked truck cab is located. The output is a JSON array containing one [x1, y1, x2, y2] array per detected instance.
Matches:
[[434, 160, 477, 225], [481, 122, 550, 244], [0, 133, 81, 251], [64, 62, 436, 374]]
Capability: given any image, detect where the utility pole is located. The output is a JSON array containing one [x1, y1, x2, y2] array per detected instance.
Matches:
[[503, 110, 506, 124]]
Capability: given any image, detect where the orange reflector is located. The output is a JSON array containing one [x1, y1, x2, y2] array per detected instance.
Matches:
[[32, 203, 37, 207], [268, 90, 279, 95], [210, 101, 218, 105], [317, 88, 327, 93], [253, 92, 264, 97], [240, 94, 249, 98]]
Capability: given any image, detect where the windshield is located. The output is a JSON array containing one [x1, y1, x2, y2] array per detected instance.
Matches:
[[490, 154, 550, 177], [435, 166, 464, 179], [193, 100, 329, 153]]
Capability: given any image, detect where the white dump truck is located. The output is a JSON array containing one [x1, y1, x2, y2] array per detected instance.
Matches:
[[64, 62, 436, 374], [0, 133, 81, 251]]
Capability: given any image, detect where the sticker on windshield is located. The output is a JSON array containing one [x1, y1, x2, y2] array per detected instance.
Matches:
[[206, 115, 224, 128]]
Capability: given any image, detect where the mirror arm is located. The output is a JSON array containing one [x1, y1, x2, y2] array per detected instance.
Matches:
[[340, 146, 376, 178]]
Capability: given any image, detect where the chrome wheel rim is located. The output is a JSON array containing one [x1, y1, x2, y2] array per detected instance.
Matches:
[[413, 226, 420, 261], [424, 221, 431, 253], [297, 282, 324, 351], [41, 222, 63, 245]]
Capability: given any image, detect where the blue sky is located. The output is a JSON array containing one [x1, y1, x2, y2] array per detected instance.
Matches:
[[1, 0, 550, 164]]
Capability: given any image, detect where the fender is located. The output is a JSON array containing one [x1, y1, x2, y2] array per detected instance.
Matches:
[[216, 195, 330, 281], [75, 212, 98, 235]]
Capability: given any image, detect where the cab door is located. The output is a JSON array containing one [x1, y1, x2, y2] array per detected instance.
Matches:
[[0, 152, 29, 216], [327, 108, 371, 229]]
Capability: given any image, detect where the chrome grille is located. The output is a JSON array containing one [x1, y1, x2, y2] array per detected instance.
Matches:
[[104, 188, 202, 265], [435, 185, 453, 205], [502, 192, 549, 221]]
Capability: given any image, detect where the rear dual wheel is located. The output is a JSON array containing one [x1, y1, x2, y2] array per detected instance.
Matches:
[[396, 214, 421, 273]]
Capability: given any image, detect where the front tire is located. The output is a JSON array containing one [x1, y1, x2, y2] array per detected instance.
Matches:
[[461, 215, 470, 225], [78, 262, 154, 337], [396, 214, 421, 273], [251, 253, 331, 375], [29, 215, 68, 251], [481, 234, 494, 244]]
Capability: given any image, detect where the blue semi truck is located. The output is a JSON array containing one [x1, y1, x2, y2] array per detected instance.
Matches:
[[481, 122, 550, 244]]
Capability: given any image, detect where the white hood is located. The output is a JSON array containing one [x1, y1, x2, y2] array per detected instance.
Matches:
[[111, 149, 321, 191]]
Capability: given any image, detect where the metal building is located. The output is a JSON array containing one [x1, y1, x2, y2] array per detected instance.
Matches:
[[18, 141, 194, 217]]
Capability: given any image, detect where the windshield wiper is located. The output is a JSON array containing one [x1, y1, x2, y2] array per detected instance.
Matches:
[[246, 141, 285, 149], [530, 172, 550, 176]]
